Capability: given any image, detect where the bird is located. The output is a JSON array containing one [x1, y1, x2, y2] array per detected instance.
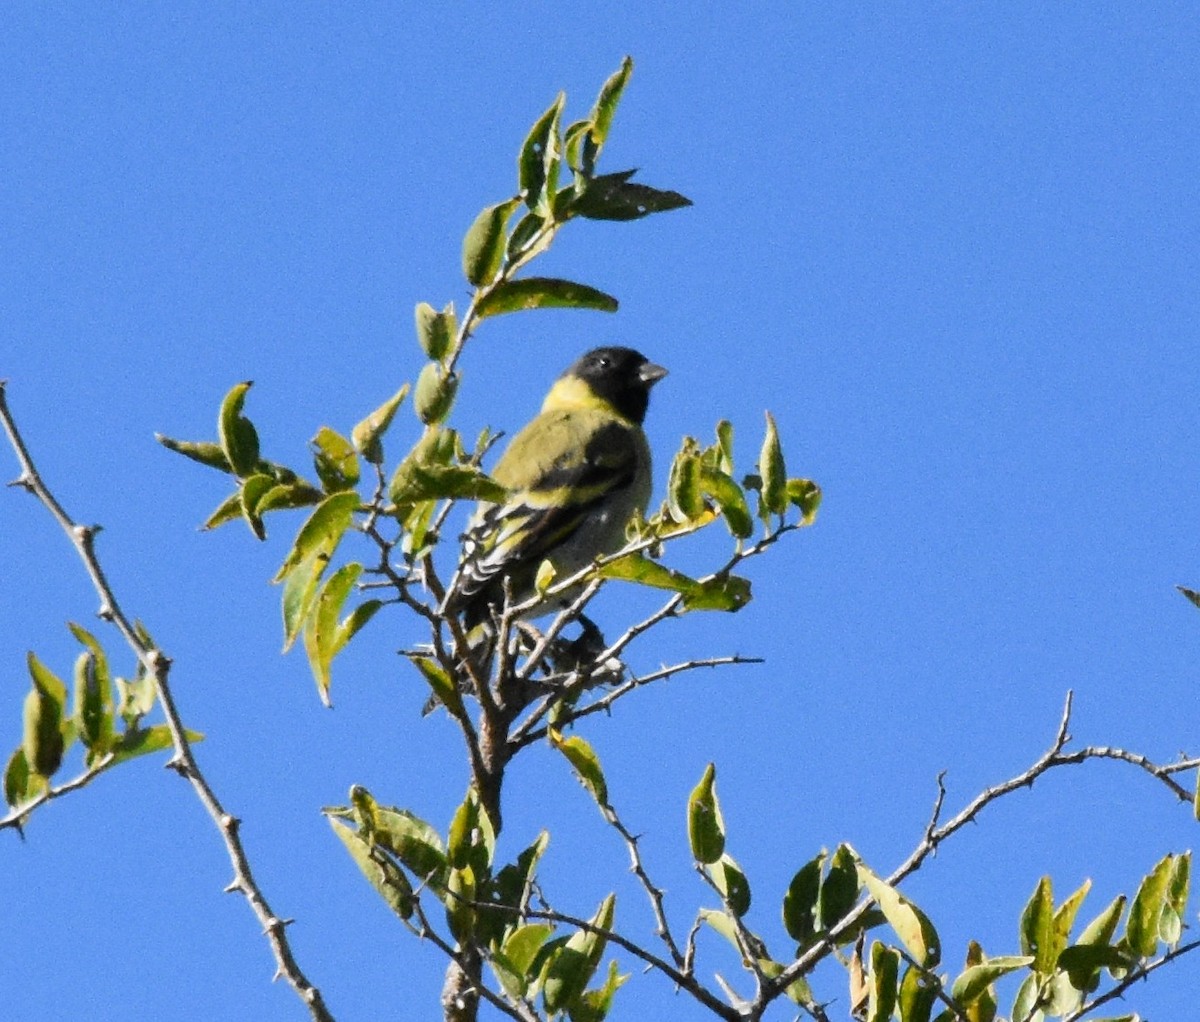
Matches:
[[443, 346, 668, 653]]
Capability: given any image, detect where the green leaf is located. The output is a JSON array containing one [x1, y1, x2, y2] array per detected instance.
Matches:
[[329, 817, 414, 919], [303, 562, 367, 706], [109, 725, 203, 767], [711, 853, 751, 918], [492, 923, 556, 999], [390, 461, 506, 506], [588, 56, 632, 163], [1051, 879, 1092, 964], [68, 624, 114, 761], [238, 472, 275, 539], [23, 653, 67, 778], [700, 465, 753, 539], [1077, 893, 1126, 948], [572, 171, 693, 221], [519, 93, 564, 216], [311, 426, 360, 492], [254, 480, 325, 516], [72, 651, 113, 762], [868, 941, 900, 1022], [951, 956, 1034, 1005], [597, 553, 751, 612], [820, 843, 861, 931], [1010, 972, 1044, 1022], [1126, 853, 1174, 958], [352, 383, 411, 465], [414, 362, 459, 426], [445, 864, 477, 942], [687, 762, 725, 864], [1058, 943, 1131, 990], [759, 411, 787, 518], [274, 490, 360, 583], [448, 793, 478, 870], [155, 434, 233, 473], [858, 863, 941, 968], [5, 746, 45, 809], [551, 732, 608, 807], [899, 963, 939, 1022], [202, 490, 243, 531], [217, 381, 261, 478], [666, 439, 705, 522], [569, 958, 628, 1022], [1162, 852, 1190, 946], [474, 277, 618, 320], [783, 852, 825, 945], [1020, 876, 1056, 973], [1177, 585, 1200, 610], [367, 805, 448, 886], [506, 210, 547, 262], [462, 199, 521, 286], [282, 547, 332, 652], [788, 478, 822, 525], [408, 654, 463, 717], [542, 893, 614, 1014]]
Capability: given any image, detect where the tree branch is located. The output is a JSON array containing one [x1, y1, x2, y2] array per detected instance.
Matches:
[[0, 382, 334, 1022]]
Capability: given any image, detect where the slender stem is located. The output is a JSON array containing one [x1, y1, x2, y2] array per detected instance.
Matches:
[[0, 383, 334, 1022]]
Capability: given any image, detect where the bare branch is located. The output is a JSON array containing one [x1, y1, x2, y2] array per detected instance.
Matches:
[[0, 383, 334, 1022]]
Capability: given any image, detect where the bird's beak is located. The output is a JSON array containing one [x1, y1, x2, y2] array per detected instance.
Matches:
[[639, 362, 668, 386]]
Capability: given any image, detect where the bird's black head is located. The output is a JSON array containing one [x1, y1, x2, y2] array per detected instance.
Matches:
[[563, 346, 668, 424]]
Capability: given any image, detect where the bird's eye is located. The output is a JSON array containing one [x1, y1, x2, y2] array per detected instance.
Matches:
[[595, 356, 610, 369]]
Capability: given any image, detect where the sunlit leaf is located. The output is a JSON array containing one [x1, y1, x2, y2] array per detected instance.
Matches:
[[542, 894, 614, 1014], [899, 962, 939, 1022], [274, 490, 360, 583], [23, 653, 67, 778], [868, 941, 900, 1022], [282, 547, 332, 652], [788, 477, 822, 525], [109, 725, 203, 767], [414, 362, 459, 426], [311, 426, 360, 492], [687, 762, 725, 864], [951, 956, 1034, 1005], [1020, 876, 1056, 973], [202, 490, 243, 531], [1126, 854, 1174, 958], [217, 381, 260, 478], [329, 817, 413, 919], [820, 844, 861, 931], [519, 93, 564, 216], [858, 863, 940, 968], [474, 277, 618, 320], [700, 464, 753, 539], [550, 732, 608, 807], [462, 199, 521, 286], [352, 383, 411, 465], [155, 434, 232, 473], [759, 411, 786, 518], [711, 853, 751, 918]]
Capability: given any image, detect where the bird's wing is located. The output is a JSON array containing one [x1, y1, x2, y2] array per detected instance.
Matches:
[[452, 410, 639, 605]]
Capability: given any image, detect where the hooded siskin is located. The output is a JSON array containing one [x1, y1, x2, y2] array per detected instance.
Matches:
[[445, 346, 667, 633]]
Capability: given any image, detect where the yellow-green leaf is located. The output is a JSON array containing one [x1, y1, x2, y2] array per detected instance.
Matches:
[[551, 732, 608, 807], [155, 434, 232, 473], [351, 383, 410, 465], [274, 490, 359, 582], [688, 762, 725, 864], [462, 199, 520, 286], [858, 863, 941, 968], [759, 411, 786, 517], [474, 277, 618, 320], [217, 381, 260, 478]]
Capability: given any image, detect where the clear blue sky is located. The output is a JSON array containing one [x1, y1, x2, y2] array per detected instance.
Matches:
[[3, 5, 1198, 1020]]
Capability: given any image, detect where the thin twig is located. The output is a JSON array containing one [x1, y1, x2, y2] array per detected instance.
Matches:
[[1061, 939, 1200, 1022], [766, 690, 1197, 1007], [0, 383, 334, 1022], [1, 755, 114, 830], [509, 655, 761, 752]]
